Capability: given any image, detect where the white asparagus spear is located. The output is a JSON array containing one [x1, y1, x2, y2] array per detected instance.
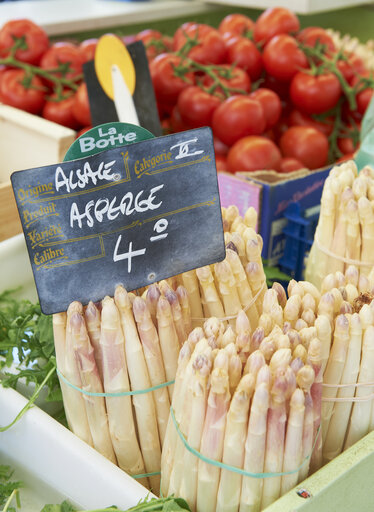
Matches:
[[179, 355, 212, 510], [114, 286, 161, 492], [156, 296, 180, 399], [165, 288, 187, 346], [85, 302, 103, 381], [53, 311, 93, 447], [72, 311, 117, 465], [196, 368, 231, 512], [323, 313, 362, 462], [215, 260, 243, 329], [146, 284, 161, 327], [99, 297, 146, 481], [181, 270, 204, 327], [216, 374, 255, 512], [344, 325, 374, 449], [281, 389, 305, 494], [261, 374, 289, 509], [133, 297, 170, 446], [239, 382, 270, 512], [315, 315, 332, 374], [196, 266, 226, 319], [296, 365, 315, 482], [321, 314, 350, 442], [177, 285, 193, 335]]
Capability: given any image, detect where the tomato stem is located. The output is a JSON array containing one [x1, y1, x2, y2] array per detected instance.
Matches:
[[0, 55, 81, 92]]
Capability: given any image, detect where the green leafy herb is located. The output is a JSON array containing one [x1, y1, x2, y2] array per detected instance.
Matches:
[[0, 465, 22, 512], [0, 289, 64, 423], [40, 496, 191, 512]]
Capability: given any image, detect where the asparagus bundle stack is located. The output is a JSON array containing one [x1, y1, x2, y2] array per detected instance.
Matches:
[[314, 267, 374, 463], [161, 303, 322, 512], [305, 160, 374, 290], [181, 206, 267, 328], [52, 282, 193, 492]]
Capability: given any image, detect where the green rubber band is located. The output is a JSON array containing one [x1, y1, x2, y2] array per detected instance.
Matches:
[[170, 406, 320, 479], [132, 471, 161, 479], [57, 368, 174, 397]]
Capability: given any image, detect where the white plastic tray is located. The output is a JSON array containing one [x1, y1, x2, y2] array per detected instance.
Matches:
[[0, 386, 153, 511], [202, 0, 372, 14]]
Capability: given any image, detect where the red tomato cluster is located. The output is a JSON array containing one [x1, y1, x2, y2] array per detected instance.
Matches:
[[0, 19, 93, 133], [146, 8, 373, 173]]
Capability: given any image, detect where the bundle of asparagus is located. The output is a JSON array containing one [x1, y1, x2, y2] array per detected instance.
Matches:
[[52, 282, 193, 492], [161, 300, 323, 512], [305, 160, 374, 289], [314, 267, 374, 464]]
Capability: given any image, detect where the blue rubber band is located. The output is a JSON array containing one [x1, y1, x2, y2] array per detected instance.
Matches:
[[57, 368, 174, 397], [170, 406, 320, 479]]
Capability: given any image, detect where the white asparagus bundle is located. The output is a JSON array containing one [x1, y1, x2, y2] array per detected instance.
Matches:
[[161, 305, 322, 512], [306, 161, 374, 288]]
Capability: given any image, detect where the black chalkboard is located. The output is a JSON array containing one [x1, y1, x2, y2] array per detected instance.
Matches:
[[84, 41, 162, 136], [11, 128, 225, 314]]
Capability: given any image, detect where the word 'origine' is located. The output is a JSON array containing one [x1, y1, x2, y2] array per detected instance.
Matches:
[[70, 184, 164, 228]]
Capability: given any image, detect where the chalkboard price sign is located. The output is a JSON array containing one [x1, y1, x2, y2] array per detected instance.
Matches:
[[11, 127, 225, 314]]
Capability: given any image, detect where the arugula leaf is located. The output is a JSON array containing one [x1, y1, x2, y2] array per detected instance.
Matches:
[[0, 289, 65, 423], [0, 465, 22, 512], [40, 502, 77, 512]]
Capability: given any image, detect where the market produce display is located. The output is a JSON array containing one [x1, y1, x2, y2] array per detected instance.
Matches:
[[306, 160, 374, 289]]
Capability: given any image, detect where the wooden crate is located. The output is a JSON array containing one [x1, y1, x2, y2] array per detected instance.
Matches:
[[0, 105, 76, 242]]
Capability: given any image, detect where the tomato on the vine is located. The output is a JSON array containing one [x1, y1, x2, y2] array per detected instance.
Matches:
[[212, 95, 266, 146], [263, 35, 308, 82], [225, 37, 263, 81], [173, 23, 226, 64], [290, 71, 341, 115], [218, 14, 255, 38], [337, 53, 366, 84], [203, 65, 251, 98], [338, 135, 360, 155], [249, 88, 281, 130], [288, 108, 334, 136], [213, 136, 229, 156], [79, 39, 98, 63], [170, 105, 187, 132], [279, 157, 304, 173], [254, 7, 300, 45], [0, 69, 45, 114], [72, 82, 91, 126], [136, 29, 171, 61], [280, 126, 329, 169], [297, 27, 335, 54], [42, 92, 79, 129], [40, 42, 84, 81], [227, 136, 282, 173], [356, 87, 374, 115], [177, 86, 220, 128], [150, 53, 194, 105], [215, 154, 227, 172], [0, 19, 49, 65]]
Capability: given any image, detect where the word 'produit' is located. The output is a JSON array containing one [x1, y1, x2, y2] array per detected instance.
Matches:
[[70, 184, 164, 229]]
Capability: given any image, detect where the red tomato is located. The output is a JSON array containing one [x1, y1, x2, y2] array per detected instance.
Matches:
[[213, 136, 229, 156], [135, 29, 171, 61], [288, 108, 334, 136], [40, 42, 84, 81], [254, 7, 300, 45], [337, 53, 366, 85], [72, 82, 91, 126], [79, 38, 98, 62], [337, 152, 354, 163], [225, 37, 263, 81], [263, 35, 308, 82], [356, 87, 374, 115], [227, 136, 282, 173], [203, 65, 251, 98], [177, 86, 220, 128], [170, 105, 187, 132], [150, 53, 194, 105], [212, 96, 266, 146], [42, 92, 79, 129], [261, 74, 290, 100], [0, 19, 49, 65], [279, 157, 305, 173], [271, 116, 290, 142], [76, 126, 93, 138], [0, 69, 45, 114], [338, 125, 360, 154], [290, 71, 341, 115], [250, 88, 281, 130], [280, 126, 329, 169], [215, 154, 227, 172], [218, 14, 255, 38], [297, 27, 335, 54], [173, 23, 226, 64]]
